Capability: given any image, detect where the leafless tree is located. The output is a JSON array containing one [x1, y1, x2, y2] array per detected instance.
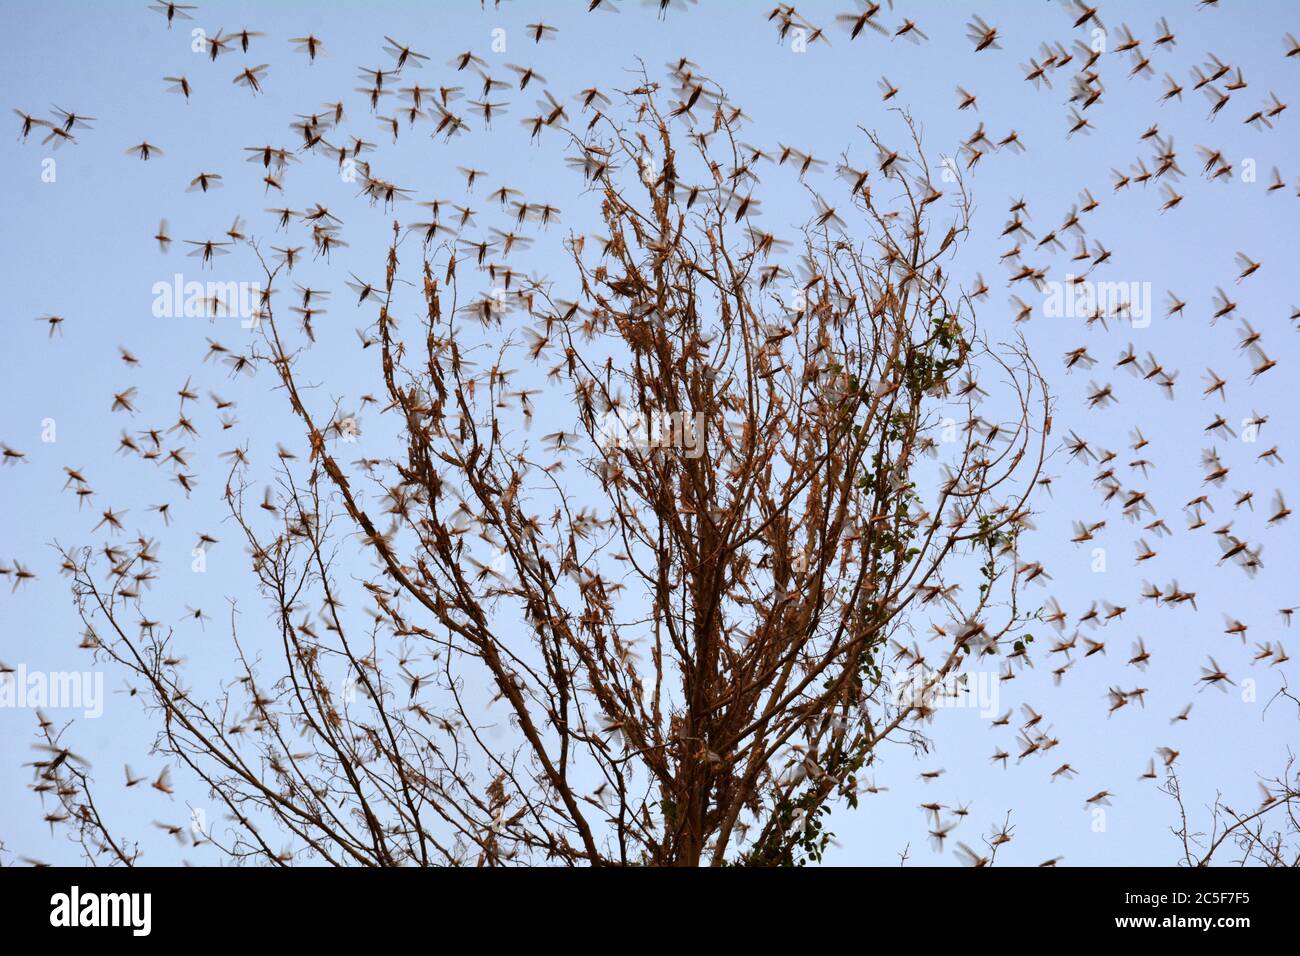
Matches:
[[47, 71, 1050, 866], [1163, 758, 1300, 868], [1163, 684, 1300, 867]]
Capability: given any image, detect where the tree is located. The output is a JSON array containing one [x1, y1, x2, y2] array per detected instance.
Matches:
[[1163, 690, 1300, 868], [1162, 759, 1300, 868], [50, 66, 1049, 866]]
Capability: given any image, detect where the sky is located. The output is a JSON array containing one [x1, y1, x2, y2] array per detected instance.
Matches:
[[0, 0, 1297, 866]]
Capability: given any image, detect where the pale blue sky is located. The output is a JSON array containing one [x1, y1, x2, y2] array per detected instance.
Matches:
[[1, 0, 1296, 866]]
